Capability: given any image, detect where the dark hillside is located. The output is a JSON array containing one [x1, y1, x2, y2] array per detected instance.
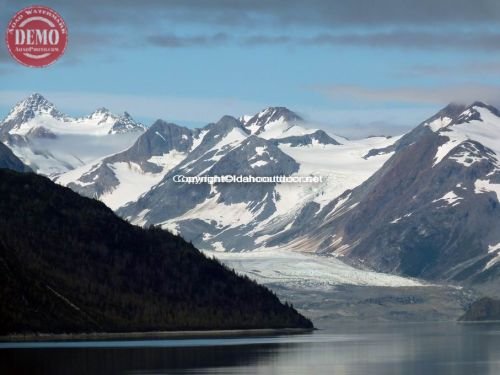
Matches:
[[0, 169, 312, 335]]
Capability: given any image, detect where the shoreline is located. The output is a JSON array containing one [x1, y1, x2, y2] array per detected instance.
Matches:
[[0, 327, 314, 343]]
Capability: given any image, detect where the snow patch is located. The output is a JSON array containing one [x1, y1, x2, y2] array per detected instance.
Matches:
[[100, 162, 166, 210], [433, 107, 500, 167], [474, 179, 500, 201], [485, 243, 500, 270], [432, 191, 463, 207]]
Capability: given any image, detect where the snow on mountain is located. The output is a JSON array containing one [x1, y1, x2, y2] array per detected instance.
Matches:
[[244, 107, 302, 135], [3, 93, 144, 137], [274, 102, 500, 286], [1, 93, 67, 133], [430, 103, 500, 168], [118, 110, 397, 254], [0, 94, 145, 176], [56, 120, 194, 209], [9, 94, 500, 289]]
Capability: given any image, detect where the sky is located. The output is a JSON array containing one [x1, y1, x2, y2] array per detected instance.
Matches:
[[2, 0, 500, 138]]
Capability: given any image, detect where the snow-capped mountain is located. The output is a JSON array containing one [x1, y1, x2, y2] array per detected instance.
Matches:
[[56, 108, 352, 212], [0, 93, 145, 175], [39, 99, 393, 252], [243, 107, 340, 146], [2, 93, 145, 137], [270, 102, 500, 285], [115, 112, 395, 252], [7, 93, 499, 288], [243, 107, 303, 135], [56, 119, 197, 209]]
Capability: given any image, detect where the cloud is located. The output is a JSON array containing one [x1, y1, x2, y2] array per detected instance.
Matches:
[[406, 62, 500, 77], [143, 30, 500, 51], [3, 0, 500, 63], [147, 33, 229, 48], [313, 84, 500, 106], [5, 0, 500, 28], [304, 31, 500, 51], [301, 106, 440, 139]]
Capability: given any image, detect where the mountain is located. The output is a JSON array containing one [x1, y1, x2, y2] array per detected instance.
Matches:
[[56, 115, 252, 210], [0, 94, 145, 176], [0, 168, 312, 335], [0, 142, 31, 172], [243, 107, 340, 146], [117, 114, 395, 252], [1, 93, 145, 137], [56, 119, 197, 209], [56, 107, 349, 214], [273, 102, 500, 286], [7, 93, 500, 289]]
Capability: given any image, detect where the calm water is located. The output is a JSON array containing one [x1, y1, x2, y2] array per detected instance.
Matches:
[[2, 323, 500, 375]]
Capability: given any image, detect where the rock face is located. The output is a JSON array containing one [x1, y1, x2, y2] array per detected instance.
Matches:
[[0, 168, 313, 335], [459, 297, 500, 321]]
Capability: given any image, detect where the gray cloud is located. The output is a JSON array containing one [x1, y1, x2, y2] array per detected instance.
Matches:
[[147, 33, 229, 48], [305, 31, 500, 51], [143, 31, 500, 51], [5, 0, 500, 28], [314, 84, 500, 107], [3, 0, 500, 62], [406, 62, 500, 77]]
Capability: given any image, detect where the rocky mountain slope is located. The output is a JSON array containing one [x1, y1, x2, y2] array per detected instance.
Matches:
[[276, 102, 500, 285]]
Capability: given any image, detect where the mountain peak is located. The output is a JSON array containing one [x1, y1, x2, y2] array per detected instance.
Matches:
[[424, 101, 500, 132], [20, 93, 55, 110], [436, 102, 468, 119], [256, 107, 303, 123], [244, 107, 302, 135], [466, 101, 500, 117], [2, 93, 64, 127], [206, 115, 246, 135], [259, 107, 302, 122], [92, 107, 111, 115], [218, 115, 242, 125], [27, 92, 46, 102]]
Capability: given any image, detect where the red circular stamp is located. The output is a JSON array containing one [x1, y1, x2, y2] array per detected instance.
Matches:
[[5, 5, 68, 68]]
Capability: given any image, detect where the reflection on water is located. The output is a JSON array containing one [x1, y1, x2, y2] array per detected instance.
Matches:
[[2, 323, 500, 375]]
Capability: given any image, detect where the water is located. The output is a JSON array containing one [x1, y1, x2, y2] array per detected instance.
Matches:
[[2, 323, 500, 374]]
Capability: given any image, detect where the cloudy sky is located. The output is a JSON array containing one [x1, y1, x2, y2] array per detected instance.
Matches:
[[2, 0, 500, 137]]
